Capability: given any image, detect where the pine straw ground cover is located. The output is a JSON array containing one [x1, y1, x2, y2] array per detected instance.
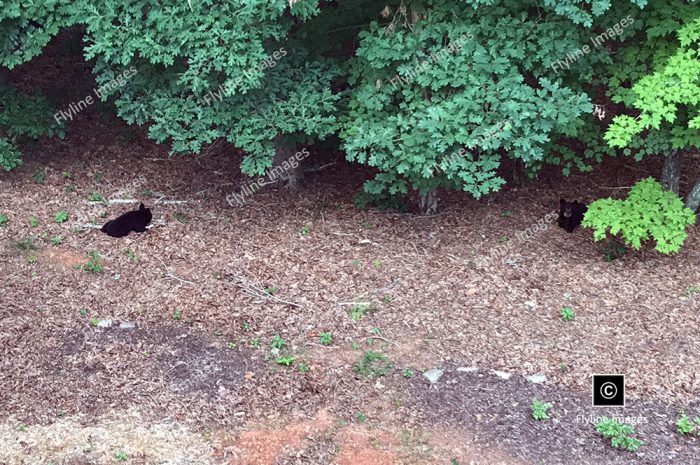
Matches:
[[1, 119, 700, 464]]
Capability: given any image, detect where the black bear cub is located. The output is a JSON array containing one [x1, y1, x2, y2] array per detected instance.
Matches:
[[557, 199, 587, 233], [101, 203, 152, 238]]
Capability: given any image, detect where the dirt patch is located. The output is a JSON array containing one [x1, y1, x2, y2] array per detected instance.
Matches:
[[212, 409, 335, 464], [335, 426, 399, 465], [40, 247, 86, 271]]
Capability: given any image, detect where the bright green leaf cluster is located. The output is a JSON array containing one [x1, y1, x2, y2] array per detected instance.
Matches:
[[582, 177, 696, 254]]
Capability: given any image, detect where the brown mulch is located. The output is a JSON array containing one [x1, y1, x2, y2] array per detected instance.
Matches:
[[1, 31, 700, 464]]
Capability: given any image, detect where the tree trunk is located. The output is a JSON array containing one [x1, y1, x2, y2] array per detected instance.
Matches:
[[419, 189, 438, 215], [685, 178, 700, 213], [272, 136, 304, 191], [661, 149, 681, 194]]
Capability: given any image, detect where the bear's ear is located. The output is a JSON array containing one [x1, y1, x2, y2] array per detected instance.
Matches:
[[139, 203, 145, 210], [560, 198, 566, 207]]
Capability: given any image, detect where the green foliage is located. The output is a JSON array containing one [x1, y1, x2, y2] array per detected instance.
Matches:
[[349, 302, 371, 321], [54, 211, 68, 224], [354, 351, 392, 377], [595, 417, 643, 451], [29, 217, 39, 228], [0, 138, 22, 171], [602, 239, 627, 261], [677, 413, 695, 434], [582, 178, 696, 254], [0, 214, 7, 227], [123, 248, 139, 263], [560, 307, 575, 322], [271, 335, 286, 350], [88, 192, 106, 204], [84, 250, 103, 273], [354, 191, 407, 212], [606, 5, 700, 152], [342, 0, 596, 203], [319, 332, 333, 346], [275, 355, 295, 366], [531, 399, 553, 420], [13, 235, 37, 252], [0, 81, 65, 170]]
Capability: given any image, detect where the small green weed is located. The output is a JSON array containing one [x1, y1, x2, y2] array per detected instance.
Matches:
[[33, 169, 45, 184], [531, 399, 552, 420], [84, 250, 103, 273], [54, 211, 68, 224], [301, 224, 310, 236], [29, 217, 39, 228], [349, 302, 371, 321], [123, 248, 139, 263], [354, 351, 392, 377], [114, 450, 127, 462], [13, 236, 38, 252], [88, 192, 106, 204], [560, 307, 574, 322], [172, 308, 182, 321], [683, 286, 700, 297], [595, 417, 643, 451], [319, 332, 333, 346], [297, 362, 310, 373], [271, 335, 286, 350], [0, 214, 7, 227], [677, 413, 694, 435], [264, 286, 279, 295], [50, 236, 62, 246], [275, 355, 294, 366]]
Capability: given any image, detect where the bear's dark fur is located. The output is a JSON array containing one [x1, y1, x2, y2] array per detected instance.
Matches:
[[557, 199, 587, 233], [101, 203, 152, 238]]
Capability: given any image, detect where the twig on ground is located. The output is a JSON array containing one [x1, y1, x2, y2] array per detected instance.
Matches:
[[303, 162, 336, 173], [363, 335, 397, 346], [155, 256, 197, 286], [230, 274, 302, 307]]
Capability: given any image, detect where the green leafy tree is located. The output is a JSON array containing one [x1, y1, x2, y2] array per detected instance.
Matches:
[[606, 2, 700, 211], [341, 0, 655, 213], [0, 81, 64, 170], [582, 177, 696, 254]]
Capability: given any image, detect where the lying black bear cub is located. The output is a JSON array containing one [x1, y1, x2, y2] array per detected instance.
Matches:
[[558, 199, 587, 233], [101, 203, 152, 238]]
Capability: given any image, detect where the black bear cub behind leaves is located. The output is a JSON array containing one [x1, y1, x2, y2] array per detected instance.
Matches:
[[101, 203, 152, 238], [558, 199, 587, 233]]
